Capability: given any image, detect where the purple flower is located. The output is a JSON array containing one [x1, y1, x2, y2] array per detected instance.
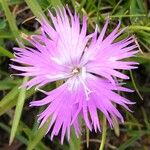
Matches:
[[11, 8, 139, 143]]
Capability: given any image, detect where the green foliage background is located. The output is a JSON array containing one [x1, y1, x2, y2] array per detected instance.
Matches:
[[0, 0, 150, 149]]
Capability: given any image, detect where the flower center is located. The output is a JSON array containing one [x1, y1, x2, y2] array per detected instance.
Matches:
[[72, 67, 81, 75], [71, 67, 87, 80], [70, 66, 92, 100]]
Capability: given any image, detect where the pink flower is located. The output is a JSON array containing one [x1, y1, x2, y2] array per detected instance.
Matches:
[[11, 8, 139, 143]]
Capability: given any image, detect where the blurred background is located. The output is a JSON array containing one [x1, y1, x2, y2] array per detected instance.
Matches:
[[0, 0, 150, 150]]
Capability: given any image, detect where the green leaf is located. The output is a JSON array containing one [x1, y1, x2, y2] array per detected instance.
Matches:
[[25, 0, 47, 20], [9, 77, 28, 145], [0, 46, 14, 58], [0, 19, 6, 29], [0, 98, 16, 116], [128, 26, 150, 32], [0, 122, 28, 145], [0, 78, 21, 90], [0, 87, 35, 116], [20, 121, 50, 150], [136, 53, 150, 61], [1, 0, 22, 44], [130, 70, 143, 100], [8, 0, 24, 5], [0, 83, 15, 90], [38, 0, 51, 9], [129, 0, 146, 24], [130, 0, 138, 24], [27, 118, 51, 150], [70, 130, 81, 150], [0, 85, 19, 107], [112, 118, 120, 137], [0, 30, 13, 39], [49, 0, 63, 8], [118, 133, 144, 150], [99, 115, 107, 150], [141, 107, 150, 130], [86, 127, 89, 148]]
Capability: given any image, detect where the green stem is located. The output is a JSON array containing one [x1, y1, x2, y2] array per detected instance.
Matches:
[[0, 46, 14, 58], [50, 0, 63, 8], [86, 127, 90, 148], [129, 70, 143, 100], [99, 115, 107, 150], [1, 0, 22, 43], [9, 77, 28, 145], [110, 14, 146, 18], [111, 0, 122, 15], [25, 0, 47, 20], [128, 25, 150, 32]]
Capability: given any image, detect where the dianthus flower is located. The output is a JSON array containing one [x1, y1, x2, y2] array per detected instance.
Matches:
[[11, 8, 139, 143]]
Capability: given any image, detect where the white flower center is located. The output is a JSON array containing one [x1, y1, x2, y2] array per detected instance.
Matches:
[[71, 66, 92, 100], [71, 67, 86, 79], [72, 67, 81, 75]]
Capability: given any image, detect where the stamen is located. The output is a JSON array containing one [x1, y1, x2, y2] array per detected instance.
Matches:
[[70, 66, 91, 99], [68, 66, 91, 99], [79, 76, 93, 100], [35, 87, 48, 95], [72, 68, 80, 74]]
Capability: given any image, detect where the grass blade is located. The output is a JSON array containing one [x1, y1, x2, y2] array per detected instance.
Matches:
[[25, 0, 47, 20], [0, 122, 28, 145], [0, 46, 14, 58], [70, 130, 81, 150], [130, 70, 143, 100], [128, 26, 150, 32], [0, 85, 19, 107], [0, 87, 35, 116], [1, 0, 22, 43], [118, 133, 144, 150], [86, 127, 89, 148], [0, 98, 16, 116], [9, 77, 28, 145], [27, 118, 50, 150], [50, 0, 63, 8]]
